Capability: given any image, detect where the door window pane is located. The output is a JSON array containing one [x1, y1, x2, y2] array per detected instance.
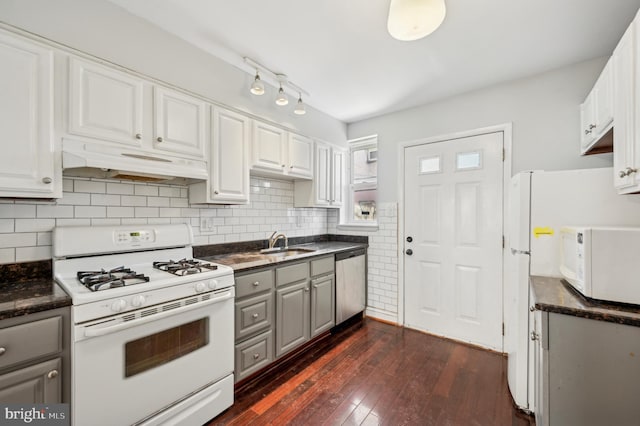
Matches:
[[419, 156, 441, 174], [456, 151, 482, 170], [125, 318, 208, 377]]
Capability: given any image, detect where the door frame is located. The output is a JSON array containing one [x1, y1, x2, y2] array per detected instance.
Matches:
[[396, 123, 512, 350]]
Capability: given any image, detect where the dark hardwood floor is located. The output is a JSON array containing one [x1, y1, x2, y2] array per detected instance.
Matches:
[[209, 319, 534, 426]]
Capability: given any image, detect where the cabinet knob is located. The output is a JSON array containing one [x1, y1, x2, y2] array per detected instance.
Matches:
[[252, 313, 259, 319], [214, 190, 219, 195], [530, 331, 538, 341], [313, 284, 318, 288], [135, 133, 142, 140], [47, 370, 59, 379], [619, 170, 628, 178], [588, 124, 596, 130], [290, 165, 294, 168], [42, 177, 52, 184], [156, 136, 163, 142], [584, 129, 592, 135], [281, 164, 285, 168], [304, 287, 310, 292], [253, 281, 260, 287], [529, 306, 535, 312], [0, 347, 5, 356], [253, 353, 260, 360]]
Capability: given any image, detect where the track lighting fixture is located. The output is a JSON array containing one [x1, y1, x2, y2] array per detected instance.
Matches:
[[250, 70, 265, 95], [243, 57, 309, 116], [294, 94, 306, 115], [275, 83, 289, 106]]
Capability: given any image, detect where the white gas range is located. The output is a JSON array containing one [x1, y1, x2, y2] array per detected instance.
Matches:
[[53, 224, 235, 426]]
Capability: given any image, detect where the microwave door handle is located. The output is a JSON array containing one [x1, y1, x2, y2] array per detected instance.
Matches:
[[83, 290, 233, 338]]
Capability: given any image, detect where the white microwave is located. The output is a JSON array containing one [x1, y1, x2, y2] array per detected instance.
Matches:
[[560, 226, 640, 305]]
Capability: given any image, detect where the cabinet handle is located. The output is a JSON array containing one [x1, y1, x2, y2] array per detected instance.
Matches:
[[530, 331, 538, 341], [290, 165, 294, 168], [619, 170, 628, 178], [626, 167, 638, 176], [588, 124, 596, 130], [42, 177, 52, 184], [253, 353, 260, 360], [252, 313, 259, 319], [47, 370, 59, 379], [157, 137, 163, 142], [281, 164, 285, 168], [214, 190, 219, 195], [584, 129, 592, 135], [0, 347, 5, 356], [253, 281, 260, 287], [135, 133, 142, 140], [529, 306, 535, 312]]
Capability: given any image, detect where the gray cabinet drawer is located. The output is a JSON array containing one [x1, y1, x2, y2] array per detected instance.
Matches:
[[0, 317, 62, 370], [235, 292, 273, 342], [235, 269, 274, 298], [311, 256, 334, 277], [276, 262, 309, 287], [0, 357, 61, 403], [235, 330, 273, 382]]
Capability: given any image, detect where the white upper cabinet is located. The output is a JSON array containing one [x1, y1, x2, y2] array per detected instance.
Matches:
[[153, 86, 206, 158], [294, 141, 345, 208], [68, 58, 206, 160], [580, 60, 614, 154], [0, 31, 60, 198], [613, 19, 638, 193], [69, 57, 144, 149], [189, 107, 250, 204], [287, 133, 313, 178], [251, 121, 313, 180]]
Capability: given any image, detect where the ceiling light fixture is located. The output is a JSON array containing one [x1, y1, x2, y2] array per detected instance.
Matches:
[[243, 57, 309, 115], [387, 0, 446, 41], [294, 93, 306, 115], [275, 77, 289, 106], [250, 70, 265, 95]]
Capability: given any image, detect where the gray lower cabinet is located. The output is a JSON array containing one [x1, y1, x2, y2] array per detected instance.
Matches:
[[233, 254, 337, 381], [0, 307, 70, 403]]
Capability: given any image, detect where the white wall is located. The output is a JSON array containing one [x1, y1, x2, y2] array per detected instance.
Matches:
[[348, 57, 613, 202], [0, 0, 347, 146]]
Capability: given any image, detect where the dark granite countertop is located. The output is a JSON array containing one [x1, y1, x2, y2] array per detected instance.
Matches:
[[531, 276, 640, 327], [201, 241, 367, 272], [0, 260, 71, 321]]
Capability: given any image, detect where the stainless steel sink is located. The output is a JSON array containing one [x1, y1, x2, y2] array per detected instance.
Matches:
[[259, 247, 316, 257]]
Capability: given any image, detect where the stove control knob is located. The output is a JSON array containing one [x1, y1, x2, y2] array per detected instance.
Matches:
[[208, 279, 218, 290], [131, 295, 146, 307], [195, 282, 207, 293], [111, 299, 127, 312]]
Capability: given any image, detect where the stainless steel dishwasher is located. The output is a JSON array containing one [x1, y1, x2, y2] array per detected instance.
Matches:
[[335, 248, 366, 325]]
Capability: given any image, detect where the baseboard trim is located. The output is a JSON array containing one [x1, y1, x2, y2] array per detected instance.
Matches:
[[365, 307, 398, 324]]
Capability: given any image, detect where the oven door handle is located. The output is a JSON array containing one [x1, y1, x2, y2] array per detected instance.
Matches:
[[83, 290, 233, 338]]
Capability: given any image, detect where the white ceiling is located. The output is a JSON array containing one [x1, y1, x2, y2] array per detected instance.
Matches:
[[107, 0, 640, 123]]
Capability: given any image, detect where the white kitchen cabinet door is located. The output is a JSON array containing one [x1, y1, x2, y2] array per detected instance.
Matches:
[[580, 91, 596, 150], [153, 86, 206, 159], [209, 107, 250, 203], [612, 22, 637, 192], [314, 143, 331, 206], [0, 31, 59, 198], [68, 58, 144, 148], [287, 133, 313, 179], [580, 60, 614, 155], [252, 121, 287, 172], [330, 148, 345, 207], [595, 61, 614, 132]]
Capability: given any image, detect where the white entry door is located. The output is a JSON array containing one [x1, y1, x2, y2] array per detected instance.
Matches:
[[404, 131, 504, 351]]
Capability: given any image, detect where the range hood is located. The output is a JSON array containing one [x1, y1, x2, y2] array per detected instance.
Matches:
[[62, 138, 208, 183]]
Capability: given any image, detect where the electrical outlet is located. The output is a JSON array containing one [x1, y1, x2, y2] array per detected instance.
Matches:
[[200, 217, 215, 234]]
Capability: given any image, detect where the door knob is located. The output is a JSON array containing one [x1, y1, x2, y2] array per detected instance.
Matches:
[[406, 236, 413, 243], [405, 249, 413, 255]]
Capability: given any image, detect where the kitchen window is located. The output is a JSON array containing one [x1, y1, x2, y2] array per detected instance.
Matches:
[[341, 135, 378, 228]]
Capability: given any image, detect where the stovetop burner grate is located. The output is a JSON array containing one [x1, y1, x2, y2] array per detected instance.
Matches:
[[77, 266, 150, 292], [153, 259, 218, 276]]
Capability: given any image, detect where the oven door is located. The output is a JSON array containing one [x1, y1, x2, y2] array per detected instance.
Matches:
[[72, 288, 234, 426]]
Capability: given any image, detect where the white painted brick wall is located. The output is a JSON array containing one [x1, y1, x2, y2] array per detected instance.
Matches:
[[328, 202, 399, 323], [0, 176, 327, 264]]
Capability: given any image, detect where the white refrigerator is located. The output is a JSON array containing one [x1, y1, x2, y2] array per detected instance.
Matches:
[[506, 167, 640, 412]]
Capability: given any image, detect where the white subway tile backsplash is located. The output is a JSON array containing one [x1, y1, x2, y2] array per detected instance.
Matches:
[[107, 207, 135, 218], [15, 219, 55, 233], [147, 197, 170, 207], [37, 205, 74, 218], [0, 204, 36, 218], [62, 179, 74, 192], [91, 194, 121, 206], [0, 248, 15, 263], [121, 218, 148, 225], [74, 206, 106, 218], [159, 187, 182, 197], [106, 182, 135, 195], [0, 219, 14, 233], [134, 185, 158, 197], [91, 218, 121, 226], [159, 208, 181, 218], [74, 180, 106, 193], [135, 207, 159, 218], [58, 192, 91, 205], [16, 245, 51, 262], [121, 196, 147, 207], [0, 233, 37, 248], [37, 232, 52, 246], [55, 218, 91, 226]]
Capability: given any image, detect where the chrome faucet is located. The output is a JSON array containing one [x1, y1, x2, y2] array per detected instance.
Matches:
[[268, 231, 288, 249]]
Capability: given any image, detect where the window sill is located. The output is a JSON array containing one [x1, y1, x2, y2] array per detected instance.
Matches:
[[337, 222, 379, 232]]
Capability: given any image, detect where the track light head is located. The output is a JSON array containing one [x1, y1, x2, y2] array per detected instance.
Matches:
[[294, 94, 306, 115], [250, 71, 265, 95], [275, 85, 288, 106]]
